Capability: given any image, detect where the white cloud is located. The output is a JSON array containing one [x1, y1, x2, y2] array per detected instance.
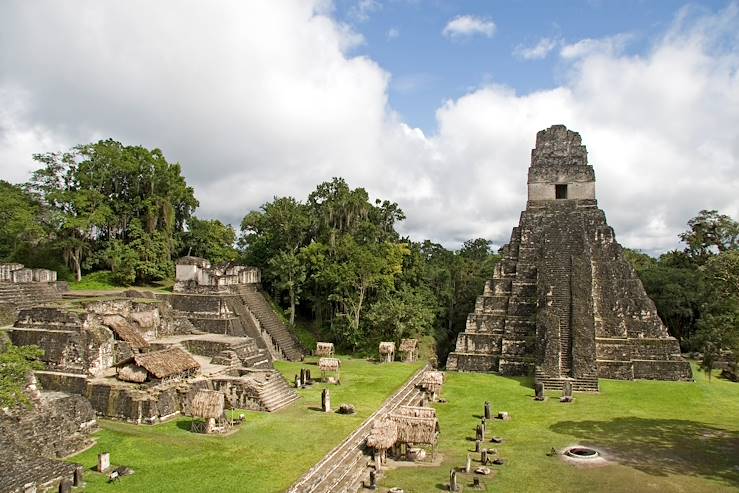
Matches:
[[442, 15, 496, 39], [514, 37, 559, 60], [349, 0, 381, 22], [0, 1, 738, 255], [386, 27, 400, 40], [560, 33, 632, 59]]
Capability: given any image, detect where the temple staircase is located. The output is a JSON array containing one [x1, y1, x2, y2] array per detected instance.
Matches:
[[237, 286, 304, 361], [256, 372, 300, 412]]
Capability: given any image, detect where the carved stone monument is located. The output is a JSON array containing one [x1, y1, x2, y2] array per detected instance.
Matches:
[[446, 125, 692, 390]]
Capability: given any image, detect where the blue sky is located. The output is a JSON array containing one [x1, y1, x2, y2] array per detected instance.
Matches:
[[0, 0, 737, 253], [333, 0, 727, 133]]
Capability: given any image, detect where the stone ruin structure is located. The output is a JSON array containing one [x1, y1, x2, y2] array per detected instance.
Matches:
[[0, 263, 62, 325], [0, 375, 96, 493], [8, 294, 299, 425], [446, 125, 692, 390], [169, 256, 304, 362]]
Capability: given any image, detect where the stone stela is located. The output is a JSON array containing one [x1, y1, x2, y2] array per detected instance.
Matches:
[[446, 125, 692, 391]]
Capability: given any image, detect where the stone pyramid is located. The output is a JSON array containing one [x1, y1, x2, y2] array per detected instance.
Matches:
[[446, 125, 692, 390]]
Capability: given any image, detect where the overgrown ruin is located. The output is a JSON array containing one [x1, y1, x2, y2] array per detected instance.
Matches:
[[5, 259, 302, 426], [446, 125, 693, 390], [0, 263, 62, 325]]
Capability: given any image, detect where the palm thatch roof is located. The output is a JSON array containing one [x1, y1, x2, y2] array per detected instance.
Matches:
[[102, 315, 150, 349], [315, 342, 335, 356], [419, 371, 444, 390], [190, 390, 225, 419], [366, 418, 398, 450], [399, 338, 418, 352], [132, 347, 200, 379], [319, 357, 341, 372], [389, 414, 440, 445], [379, 342, 395, 354], [393, 405, 437, 419], [117, 364, 147, 383]]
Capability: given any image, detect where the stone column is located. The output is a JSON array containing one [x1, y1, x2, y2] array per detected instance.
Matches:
[[321, 388, 331, 413], [465, 454, 471, 473], [97, 452, 110, 472], [449, 469, 458, 492], [535, 382, 545, 400], [484, 401, 491, 420]]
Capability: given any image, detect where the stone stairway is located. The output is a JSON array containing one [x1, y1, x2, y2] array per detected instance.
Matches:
[[535, 369, 599, 392], [224, 296, 280, 360], [287, 365, 431, 493], [256, 371, 300, 411], [237, 286, 304, 361], [0, 282, 62, 323]]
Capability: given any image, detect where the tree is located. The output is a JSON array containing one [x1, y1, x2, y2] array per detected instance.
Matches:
[[181, 217, 238, 265], [0, 342, 44, 408], [366, 286, 436, 344], [679, 210, 739, 262], [0, 181, 47, 261], [240, 196, 310, 267], [29, 140, 198, 284], [269, 251, 306, 325], [326, 237, 408, 349]]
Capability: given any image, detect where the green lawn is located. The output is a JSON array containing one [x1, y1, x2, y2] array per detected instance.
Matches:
[[69, 357, 423, 493], [380, 364, 739, 493]]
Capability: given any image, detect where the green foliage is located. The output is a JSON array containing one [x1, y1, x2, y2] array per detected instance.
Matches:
[[0, 181, 47, 261], [180, 217, 238, 265], [239, 178, 500, 357], [365, 286, 436, 344], [627, 211, 738, 361], [27, 139, 198, 284], [679, 209, 739, 262], [0, 342, 44, 408], [68, 271, 119, 291]]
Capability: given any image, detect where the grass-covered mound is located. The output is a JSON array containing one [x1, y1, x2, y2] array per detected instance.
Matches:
[[68, 357, 423, 493], [380, 365, 739, 492]]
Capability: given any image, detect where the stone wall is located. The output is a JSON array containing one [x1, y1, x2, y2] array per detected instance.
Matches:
[[0, 392, 94, 493]]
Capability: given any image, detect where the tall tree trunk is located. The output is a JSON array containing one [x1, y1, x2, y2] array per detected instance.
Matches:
[[72, 253, 81, 282]]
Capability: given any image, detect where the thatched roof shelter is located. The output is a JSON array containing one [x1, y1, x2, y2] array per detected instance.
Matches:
[[366, 418, 398, 450], [190, 390, 225, 419], [419, 371, 444, 393], [102, 315, 150, 349], [131, 347, 200, 379], [319, 357, 341, 372], [379, 342, 395, 354], [315, 342, 335, 357], [389, 413, 440, 445], [393, 405, 437, 419], [399, 339, 417, 352], [117, 364, 148, 383]]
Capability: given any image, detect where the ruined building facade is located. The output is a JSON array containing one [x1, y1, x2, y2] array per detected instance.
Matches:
[[446, 125, 692, 390]]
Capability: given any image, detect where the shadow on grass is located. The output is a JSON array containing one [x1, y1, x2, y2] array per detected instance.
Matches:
[[175, 419, 196, 432], [550, 417, 739, 487]]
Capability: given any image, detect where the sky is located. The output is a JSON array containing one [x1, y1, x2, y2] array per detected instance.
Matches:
[[0, 0, 738, 255]]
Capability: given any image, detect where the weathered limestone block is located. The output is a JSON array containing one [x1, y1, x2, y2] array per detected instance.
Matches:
[[12, 268, 34, 283]]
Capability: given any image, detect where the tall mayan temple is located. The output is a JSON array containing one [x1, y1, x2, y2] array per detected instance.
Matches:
[[446, 125, 692, 391]]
